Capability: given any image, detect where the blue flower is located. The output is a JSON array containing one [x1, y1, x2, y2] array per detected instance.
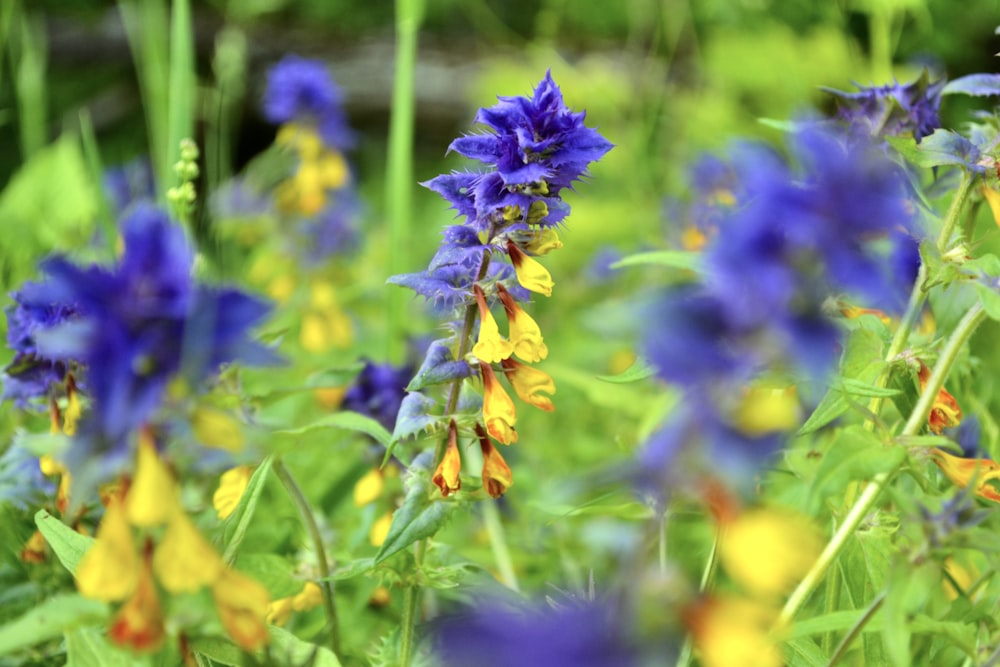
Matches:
[[103, 157, 156, 216], [262, 55, 354, 149], [824, 73, 944, 142], [0, 445, 54, 510], [434, 596, 635, 667], [342, 360, 414, 432], [24, 205, 276, 474]]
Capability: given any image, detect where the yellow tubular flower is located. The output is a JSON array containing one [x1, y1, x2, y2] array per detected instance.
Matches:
[[480, 363, 518, 445], [153, 510, 225, 593], [500, 358, 555, 412], [212, 568, 271, 651], [193, 407, 245, 452], [931, 448, 1000, 503], [524, 227, 563, 255], [109, 555, 165, 653], [353, 468, 384, 507], [126, 432, 178, 527], [214, 465, 254, 520], [477, 424, 513, 498], [472, 284, 514, 363], [497, 284, 548, 362], [369, 511, 393, 547], [506, 240, 554, 297], [76, 497, 139, 602], [686, 596, 783, 667], [433, 420, 463, 496], [918, 360, 962, 434]]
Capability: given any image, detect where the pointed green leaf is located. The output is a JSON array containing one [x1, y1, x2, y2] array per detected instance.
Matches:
[[0, 594, 108, 654], [609, 250, 701, 272], [595, 356, 657, 384], [221, 455, 273, 565], [65, 627, 149, 667], [374, 478, 463, 565], [191, 626, 342, 667], [272, 411, 391, 446], [35, 509, 94, 574]]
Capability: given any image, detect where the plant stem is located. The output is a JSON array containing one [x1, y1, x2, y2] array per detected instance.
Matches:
[[482, 496, 519, 591], [385, 0, 425, 363], [777, 301, 987, 629], [399, 539, 427, 667], [825, 592, 886, 667], [273, 459, 343, 658]]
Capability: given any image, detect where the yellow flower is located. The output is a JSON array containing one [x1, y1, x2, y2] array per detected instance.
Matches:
[[730, 385, 799, 437], [524, 228, 563, 255], [353, 468, 384, 507], [266, 582, 324, 626], [918, 360, 962, 434], [20, 530, 47, 564], [108, 557, 165, 653], [500, 358, 555, 412], [477, 425, 513, 498], [497, 284, 547, 362], [472, 284, 514, 363], [717, 507, 821, 598], [212, 568, 271, 651], [153, 510, 225, 593], [193, 407, 245, 452], [126, 432, 178, 527], [369, 511, 394, 547], [63, 385, 83, 436], [686, 596, 783, 667], [214, 465, 254, 520], [432, 420, 463, 496], [77, 497, 139, 602], [931, 448, 1000, 503], [506, 240, 553, 297], [480, 363, 517, 445], [274, 124, 350, 216]]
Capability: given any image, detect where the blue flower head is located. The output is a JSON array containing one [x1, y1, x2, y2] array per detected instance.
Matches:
[[263, 55, 354, 148], [824, 72, 944, 142], [342, 360, 414, 432], [103, 157, 156, 216]]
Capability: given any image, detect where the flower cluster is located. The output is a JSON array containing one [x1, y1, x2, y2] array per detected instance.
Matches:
[[642, 125, 918, 490], [390, 71, 612, 496], [823, 72, 945, 142]]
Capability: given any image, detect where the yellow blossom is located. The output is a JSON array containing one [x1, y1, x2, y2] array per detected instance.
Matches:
[[918, 360, 962, 434], [506, 240, 554, 297], [931, 448, 1000, 503], [108, 557, 165, 653], [193, 407, 245, 452], [126, 433, 177, 527], [433, 421, 463, 496], [370, 511, 394, 547], [524, 228, 563, 255], [77, 497, 139, 602], [686, 596, 783, 667], [266, 582, 324, 626], [731, 386, 800, 437], [477, 425, 513, 498], [500, 358, 555, 412], [480, 363, 518, 445], [153, 510, 225, 593], [20, 530, 47, 564], [63, 387, 82, 436], [353, 468, 384, 507], [214, 465, 254, 520], [497, 284, 547, 362], [212, 568, 271, 651], [472, 284, 514, 363]]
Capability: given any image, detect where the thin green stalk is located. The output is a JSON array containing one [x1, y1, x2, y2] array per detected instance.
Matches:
[[482, 500, 519, 590], [675, 528, 721, 667], [273, 459, 343, 658], [825, 592, 886, 667], [777, 301, 987, 629], [166, 0, 194, 195], [13, 10, 47, 159], [78, 110, 117, 257], [399, 539, 427, 667], [385, 0, 425, 363]]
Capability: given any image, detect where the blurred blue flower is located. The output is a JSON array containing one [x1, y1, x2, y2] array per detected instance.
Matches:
[[434, 596, 635, 667], [824, 73, 944, 142], [300, 194, 361, 264], [103, 157, 156, 216], [262, 55, 354, 149], [0, 445, 54, 510], [342, 360, 414, 432]]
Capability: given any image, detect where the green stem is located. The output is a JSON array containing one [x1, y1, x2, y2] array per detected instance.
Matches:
[[385, 0, 425, 363], [675, 528, 720, 667], [399, 539, 427, 667], [825, 592, 886, 667], [777, 301, 987, 629], [273, 459, 343, 658], [482, 494, 519, 591]]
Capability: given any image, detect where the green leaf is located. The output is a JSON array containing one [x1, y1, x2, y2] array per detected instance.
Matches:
[[272, 411, 392, 447], [390, 392, 444, 445], [786, 609, 876, 639], [797, 392, 848, 435], [35, 509, 94, 574], [0, 594, 108, 654], [374, 477, 463, 565], [193, 627, 343, 667], [609, 250, 701, 272], [328, 558, 376, 581], [65, 627, 149, 667], [221, 455, 273, 565], [233, 553, 300, 598], [836, 378, 899, 398], [883, 559, 938, 667], [595, 356, 657, 384], [783, 637, 827, 667], [808, 427, 905, 506], [799, 328, 885, 435], [886, 131, 977, 169], [973, 282, 1000, 321]]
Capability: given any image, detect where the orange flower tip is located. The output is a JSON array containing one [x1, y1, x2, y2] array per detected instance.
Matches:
[[433, 423, 463, 497], [108, 562, 165, 653]]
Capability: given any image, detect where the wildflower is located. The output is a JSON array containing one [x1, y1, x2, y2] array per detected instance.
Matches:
[[481, 363, 517, 445], [917, 360, 962, 434], [263, 55, 353, 149], [500, 358, 555, 412], [497, 284, 547, 362], [433, 420, 463, 496], [77, 496, 139, 601], [824, 72, 945, 142], [477, 424, 513, 498], [267, 582, 324, 626], [214, 465, 253, 520], [507, 240, 554, 297], [108, 554, 165, 653], [126, 433, 177, 527], [472, 284, 514, 364], [930, 448, 1000, 503], [212, 568, 271, 651], [341, 360, 413, 432], [684, 596, 782, 667], [353, 468, 384, 507]]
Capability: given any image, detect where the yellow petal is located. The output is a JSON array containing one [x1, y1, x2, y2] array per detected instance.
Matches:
[[153, 510, 224, 593], [731, 386, 800, 437], [472, 285, 514, 363], [126, 433, 178, 527], [369, 511, 394, 547], [193, 407, 245, 452], [500, 358, 555, 412], [507, 241, 553, 297], [212, 568, 271, 651], [214, 465, 254, 520], [433, 423, 463, 497], [524, 228, 563, 255], [292, 581, 323, 611], [687, 596, 783, 667], [983, 185, 1000, 227], [265, 595, 295, 627], [498, 285, 547, 363], [301, 312, 330, 352], [62, 389, 83, 436], [353, 468, 384, 507], [481, 363, 517, 445], [478, 427, 513, 498], [108, 558, 165, 653], [76, 498, 139, 601]]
